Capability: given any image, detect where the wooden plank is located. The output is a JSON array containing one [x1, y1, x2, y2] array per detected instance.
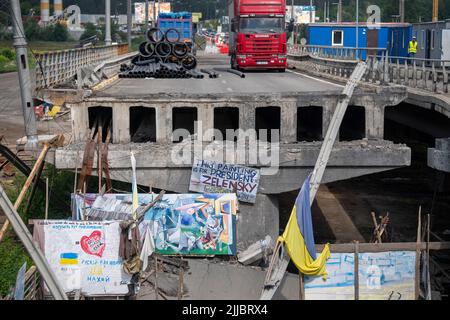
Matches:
[[354, 241, 359, 300], [371, 212, 382, 243], [315, 241, 450, 253], [415, 208, 422, 300]]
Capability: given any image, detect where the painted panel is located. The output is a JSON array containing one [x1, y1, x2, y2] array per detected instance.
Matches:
[[37, 220, 131, 296], [73, 193, 239, 256], [305, 251, 415, 300]]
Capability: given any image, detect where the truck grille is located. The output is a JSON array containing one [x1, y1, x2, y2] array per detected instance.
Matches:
[[245, 38, 279, 53]]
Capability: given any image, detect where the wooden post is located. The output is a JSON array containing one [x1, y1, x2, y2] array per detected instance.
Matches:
[[45, 178, 49, 220], [415, 207, 422, 300], [178, 256, 184, 300], [299, 273, 305, 300], [371, 212, 382, 243], [97, 120, 103, 194], [0, 141, 52, 242], [154, 255, 158, 300], [354, 241, 360, 300], [426, 214, 431, 300]]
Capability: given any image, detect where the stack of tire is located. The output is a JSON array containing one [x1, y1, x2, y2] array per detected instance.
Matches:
[[119, 28, 201, 79]]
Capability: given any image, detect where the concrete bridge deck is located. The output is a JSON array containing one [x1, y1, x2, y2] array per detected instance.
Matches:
[[97, 55, 343, 98]]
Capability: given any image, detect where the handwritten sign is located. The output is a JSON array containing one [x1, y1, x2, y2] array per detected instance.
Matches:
[[189, 159, 260, 203], [39, 220, 131, 296]]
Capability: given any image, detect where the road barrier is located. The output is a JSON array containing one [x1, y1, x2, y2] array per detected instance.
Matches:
[[35, 44, 129, 91], [288, 44, 450, 94]]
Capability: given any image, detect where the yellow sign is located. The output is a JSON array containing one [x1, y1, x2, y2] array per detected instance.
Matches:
[[192, 12, 202, 23]]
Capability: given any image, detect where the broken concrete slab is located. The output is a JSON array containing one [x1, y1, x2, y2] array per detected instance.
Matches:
[[238, 235, 274, 266], [181, 259, 298, 300], [428, 138, 450, 173]]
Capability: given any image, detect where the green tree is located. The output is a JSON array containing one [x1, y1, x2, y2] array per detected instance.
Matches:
[[80, 22, 99, 41], [52, 22, 69, 42]]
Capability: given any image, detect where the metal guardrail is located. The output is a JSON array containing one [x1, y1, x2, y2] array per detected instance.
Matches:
[[35, 44, 129, 91], [288, 45, 450, 94], [288, 44, 388, 61]]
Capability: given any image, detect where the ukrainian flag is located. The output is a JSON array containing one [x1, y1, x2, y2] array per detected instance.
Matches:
[[278, 176, 331, 277]]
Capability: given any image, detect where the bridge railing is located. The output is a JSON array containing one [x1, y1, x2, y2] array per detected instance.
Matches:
[[35, 44, 129, 91], [289, 44, 449, 94], [369, 55, 450, 93], [288, 44, 388, 61]]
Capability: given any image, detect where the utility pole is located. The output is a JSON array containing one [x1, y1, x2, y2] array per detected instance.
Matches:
[[152, 0, 156, 27], [10, 0, 37, 146], [432, 0, 439, 23], [127, 0, 132, 50], [105, 0, 112, 45], [310, 0, 313, 24], [337, 0, 342, 23], [356, 0, 359, 59], [145, 0, 149, 31], [399, 0, 405, 23]]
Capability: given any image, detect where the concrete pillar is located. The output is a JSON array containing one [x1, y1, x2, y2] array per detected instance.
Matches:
[[156, 107, 171, 143], [41, 0, 50, 22], [113, 105, 130, 144], [198, 105, 214, 142], [105, 0, 112, 46], [365, 104, 385, 140], [237, 194, 279, 251], [11, 0, 38, 146], [281, 102, 297, 143], [239, 106, 256, 132], [428, 138, 450, 173], [54, 0, 63, 17], [322, 100, 336, 142], [72, 106, 89, 142]]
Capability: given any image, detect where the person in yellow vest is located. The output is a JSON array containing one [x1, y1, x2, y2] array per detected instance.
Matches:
[[408, 36, 418, 58]]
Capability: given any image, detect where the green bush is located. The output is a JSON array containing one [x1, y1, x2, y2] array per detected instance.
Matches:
[[0, 55, 9, 64], [0, 236, 32, 297], [0, 48, 15, 60]]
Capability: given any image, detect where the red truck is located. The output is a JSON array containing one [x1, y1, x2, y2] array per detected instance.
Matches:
[[229, 0, 293, 71]]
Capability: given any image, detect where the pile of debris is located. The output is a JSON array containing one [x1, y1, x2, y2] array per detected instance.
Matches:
[[119, 28, 203, 79]]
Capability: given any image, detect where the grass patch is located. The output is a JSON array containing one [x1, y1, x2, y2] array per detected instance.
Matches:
[[0, 41, 78, 74]]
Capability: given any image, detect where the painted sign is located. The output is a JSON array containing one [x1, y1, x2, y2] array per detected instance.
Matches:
[[37, 220, 131, 296], [142, 193, 238, 256], [189, 159, 260, 203], [305, 251, 415, 300], [134, 2, 171, 24], [73, 193, 239, 256]]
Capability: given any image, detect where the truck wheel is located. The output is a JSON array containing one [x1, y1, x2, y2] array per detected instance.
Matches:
[[278, 69, 286, 73]]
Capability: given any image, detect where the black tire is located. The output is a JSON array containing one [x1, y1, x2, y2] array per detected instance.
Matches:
[[172, 42, 189, 58], [165, 28, 181, 43], [181, 54, 197, 70], [147, 28, 164, 43], [278, 68, 286, 73], [155, 42, 172, 58]]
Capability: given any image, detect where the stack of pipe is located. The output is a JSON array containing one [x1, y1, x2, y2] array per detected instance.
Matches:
[[119, 28, 199, 79]]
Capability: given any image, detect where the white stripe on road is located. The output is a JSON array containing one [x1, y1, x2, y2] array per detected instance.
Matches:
[[286, 69, 345, 88]]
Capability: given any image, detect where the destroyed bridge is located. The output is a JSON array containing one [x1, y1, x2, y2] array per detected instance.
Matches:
[[31, 43, 450, 251]]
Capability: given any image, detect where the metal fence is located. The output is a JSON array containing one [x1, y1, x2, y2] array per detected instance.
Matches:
[[289, 45, 450, 94], [35, 44, 129, 91]]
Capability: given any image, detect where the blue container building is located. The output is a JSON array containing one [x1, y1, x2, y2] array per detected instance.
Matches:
[[307, 23, 413, 60]]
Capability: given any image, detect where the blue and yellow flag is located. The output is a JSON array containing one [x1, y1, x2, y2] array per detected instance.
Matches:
[[278, 176, 331, 277]]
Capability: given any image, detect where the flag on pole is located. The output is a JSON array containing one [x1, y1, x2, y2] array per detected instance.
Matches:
[[131, 152, 138, 220], [278, 176, 331, 277]]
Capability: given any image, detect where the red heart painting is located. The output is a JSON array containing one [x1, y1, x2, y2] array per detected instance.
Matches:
[[80, 230, 106, 257]]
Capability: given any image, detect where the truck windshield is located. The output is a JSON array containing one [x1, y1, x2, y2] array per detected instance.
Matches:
[[239, 17, 284, 34]]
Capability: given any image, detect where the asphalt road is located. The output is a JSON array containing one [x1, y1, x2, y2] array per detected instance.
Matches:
[[98, 54, 343, 98]]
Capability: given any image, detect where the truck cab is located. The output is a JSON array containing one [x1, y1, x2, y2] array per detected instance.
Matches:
[[229, 0, 291, 71]]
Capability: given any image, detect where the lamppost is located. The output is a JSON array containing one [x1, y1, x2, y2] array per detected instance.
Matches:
[[356, 0, 359, 59], [105, 0, 112, 45]]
